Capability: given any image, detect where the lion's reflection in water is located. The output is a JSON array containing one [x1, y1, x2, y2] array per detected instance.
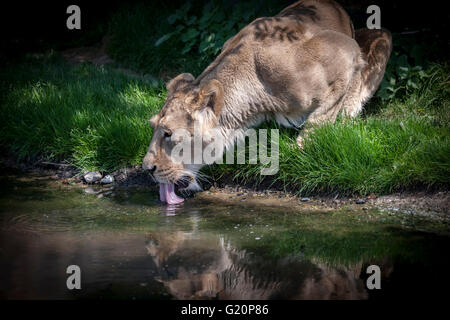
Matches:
[[145, 227, 372, 300]]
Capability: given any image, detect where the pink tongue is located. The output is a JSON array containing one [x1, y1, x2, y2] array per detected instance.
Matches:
[[159, 183, 184, 205]]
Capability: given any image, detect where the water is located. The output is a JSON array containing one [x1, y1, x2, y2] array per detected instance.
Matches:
[[0, 172, 449, 300]]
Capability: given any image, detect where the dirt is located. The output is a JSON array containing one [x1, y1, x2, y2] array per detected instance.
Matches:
[[195, 186, 450, 220], [60, 36, 148, 80]]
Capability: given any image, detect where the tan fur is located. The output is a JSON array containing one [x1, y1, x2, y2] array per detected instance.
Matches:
[[143, 0, 392, 187]]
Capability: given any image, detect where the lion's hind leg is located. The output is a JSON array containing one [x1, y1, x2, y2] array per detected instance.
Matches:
[[296, 29, 392, 149]]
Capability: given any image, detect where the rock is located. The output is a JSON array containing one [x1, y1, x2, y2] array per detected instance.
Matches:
[[100, 175, 114, 184], [355, 199, 366, 204], [367, 194, 377, 200], [301, 197, 310, 202], [83, 171, 102, 184], [114, 173, 127, 183], [62, 170, 74, 178]]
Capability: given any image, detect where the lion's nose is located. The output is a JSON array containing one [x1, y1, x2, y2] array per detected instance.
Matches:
[[142, 159, 156, 173]]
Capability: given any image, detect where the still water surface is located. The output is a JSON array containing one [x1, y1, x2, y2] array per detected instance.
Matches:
[[0, 173, 448, 299]]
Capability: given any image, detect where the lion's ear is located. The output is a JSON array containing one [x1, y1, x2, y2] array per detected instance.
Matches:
[[199, 79, 224, 117], [166, 73, 195, 94]]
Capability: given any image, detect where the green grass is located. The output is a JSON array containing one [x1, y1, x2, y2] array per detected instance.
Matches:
[[0, 53, 164, 171]]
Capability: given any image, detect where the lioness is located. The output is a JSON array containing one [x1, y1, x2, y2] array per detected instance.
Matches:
[[143, 0, 392, 204]]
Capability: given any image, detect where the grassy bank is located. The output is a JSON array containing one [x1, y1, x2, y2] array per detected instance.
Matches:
[[1, 54, 448, 195], [1, 1, 449, 196], [0, 53, 163, 171]]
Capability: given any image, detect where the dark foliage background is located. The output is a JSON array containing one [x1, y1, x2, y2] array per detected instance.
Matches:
[[1, 1, 448, 63]]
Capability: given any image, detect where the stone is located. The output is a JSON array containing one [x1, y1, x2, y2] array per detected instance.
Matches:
[[62, 170, 74, 178], [114, 173, 127, 182], [355, 199, 366, 204], [301, 197, 310, 202], [83, 171, 102, 184], [100, 175, 114, 184]]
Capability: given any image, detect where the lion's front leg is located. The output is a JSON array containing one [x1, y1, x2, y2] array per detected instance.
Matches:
[[296, 93, 345, 149]]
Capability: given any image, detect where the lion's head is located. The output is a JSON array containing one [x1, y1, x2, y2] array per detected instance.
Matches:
[[142, 73, 225, 194]]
